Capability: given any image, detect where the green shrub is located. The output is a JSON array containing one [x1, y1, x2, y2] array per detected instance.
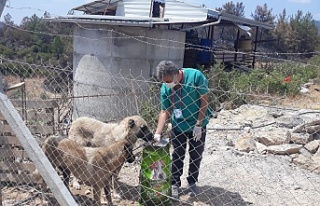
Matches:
[[139, 79, 161, 130], [201, 59, 320, 109]]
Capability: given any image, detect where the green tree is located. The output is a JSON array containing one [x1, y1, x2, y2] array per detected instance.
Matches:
[[216, 1, 245, 17], [43, 11, 51, 18], [25, 14, 43, 31], [289, 11, 319, 54], [20, 16, 30, 29], [273, 9, 292, 52], [0, 12, 73, 65], [4, 13, 13, 25], [274, 10, 319, 55], [251, 3, 276, 49], [50, 36, 64, 58], [251, 4, 275, 24], [216, 2, 246, 42]]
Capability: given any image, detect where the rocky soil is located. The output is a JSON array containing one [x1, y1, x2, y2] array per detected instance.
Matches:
[[2, 84, 320, 206]]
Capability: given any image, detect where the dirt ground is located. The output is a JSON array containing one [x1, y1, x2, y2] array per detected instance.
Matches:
[[278, 83, 320, 110], [1, 81, 320, 205]]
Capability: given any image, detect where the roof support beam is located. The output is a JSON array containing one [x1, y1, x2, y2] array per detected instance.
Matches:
[[180, 15, 222, 31], [252, 26, 259, 68]]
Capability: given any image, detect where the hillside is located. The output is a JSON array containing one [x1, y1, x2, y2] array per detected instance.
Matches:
[[316, 20, 320, 32]]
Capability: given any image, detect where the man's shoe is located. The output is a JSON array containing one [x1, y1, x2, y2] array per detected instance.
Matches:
[[188, 183, 199, 197], [171, 185, 181, 200]]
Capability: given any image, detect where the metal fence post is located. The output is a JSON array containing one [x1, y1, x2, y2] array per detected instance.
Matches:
[[0, 92, 77, 206]]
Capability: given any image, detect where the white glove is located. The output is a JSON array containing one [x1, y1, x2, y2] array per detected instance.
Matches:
[[192, 125, 202, 142], [153, 134, 161, 142]]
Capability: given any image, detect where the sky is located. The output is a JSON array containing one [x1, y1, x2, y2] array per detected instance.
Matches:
[[1, 0, 319, 25]]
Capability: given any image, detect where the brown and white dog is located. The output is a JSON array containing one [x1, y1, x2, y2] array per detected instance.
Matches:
[[67, 115, 153, 198], [40, 136, 135, 206], [68, 115, 153, 147]]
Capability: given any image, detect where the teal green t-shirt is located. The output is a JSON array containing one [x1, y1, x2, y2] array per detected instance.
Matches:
[[160, 68, 213, 133]]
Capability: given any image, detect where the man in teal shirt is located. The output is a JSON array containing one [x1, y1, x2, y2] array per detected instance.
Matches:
[[153, 60, 212, 199]]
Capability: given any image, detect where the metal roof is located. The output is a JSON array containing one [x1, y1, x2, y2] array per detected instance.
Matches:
[[217, 12, 274, 30], [46, 15, 167, 27], [73, 0, 120, 14], [49, 0, 274, 30]]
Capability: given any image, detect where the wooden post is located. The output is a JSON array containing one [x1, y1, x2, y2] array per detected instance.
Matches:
[[210, 25, 215, 65], [252, 26, 259, 68], [234, 28, 240, 62]]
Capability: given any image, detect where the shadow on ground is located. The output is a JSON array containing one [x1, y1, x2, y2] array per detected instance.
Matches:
[[10, 182, 248, 205], [179, 185, 248, 206]]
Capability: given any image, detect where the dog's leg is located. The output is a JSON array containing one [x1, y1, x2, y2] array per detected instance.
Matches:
[[93, 186, 104, 206], [103, 184, 113, 206], [31, 169, 48, 191], [110, 167, 122, 200], [59, 166, 71, 189], [111, 176, 121, 199]]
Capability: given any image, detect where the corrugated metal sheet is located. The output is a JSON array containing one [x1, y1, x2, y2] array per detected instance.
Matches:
[[219, 13, 274, 30], [162, 0, 210, 20], [73, 0, 212, 21], [73, 0, 120, 13], [45, 15, 164, 27], [119, 0, 153, 17], [63, 0, 274, 29]]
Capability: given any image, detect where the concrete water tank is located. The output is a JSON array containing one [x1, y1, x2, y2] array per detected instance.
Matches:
[[72, 25, 186, 122], [73, 54, 120, 121]]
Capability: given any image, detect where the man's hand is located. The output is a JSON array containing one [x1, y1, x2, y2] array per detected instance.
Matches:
[[192, 126, 202, 142], [153, 134, 161, 143]]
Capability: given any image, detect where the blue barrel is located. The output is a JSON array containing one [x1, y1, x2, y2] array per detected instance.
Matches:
[[198, 39, 212, 64]]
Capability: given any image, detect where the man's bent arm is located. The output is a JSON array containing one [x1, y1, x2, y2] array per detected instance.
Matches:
[[197, 93, 208, 125], [155, 110, 170, 135]]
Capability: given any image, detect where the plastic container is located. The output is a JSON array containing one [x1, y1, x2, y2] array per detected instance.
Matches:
[[138, 138, 172, 206], [198, 38, 212, 64]]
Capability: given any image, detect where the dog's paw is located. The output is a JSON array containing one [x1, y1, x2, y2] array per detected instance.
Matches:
[[72, 179, 81, 190], [112, 192, 121, 200]]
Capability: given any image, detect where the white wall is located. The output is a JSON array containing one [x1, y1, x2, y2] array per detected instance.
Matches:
[[72, 24, 185, 121]]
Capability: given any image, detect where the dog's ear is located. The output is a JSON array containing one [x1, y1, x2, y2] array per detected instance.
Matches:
[[128, 119, 135, 128]]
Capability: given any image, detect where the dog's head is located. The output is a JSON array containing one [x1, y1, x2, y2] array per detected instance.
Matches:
[[123, 116, 154, 143], [135, 124, 154, 142], [124, 143, 135, 163]]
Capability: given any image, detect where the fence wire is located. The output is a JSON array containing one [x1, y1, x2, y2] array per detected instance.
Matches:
[[1, 55, 320, 206], [1, 5, 320, 204]]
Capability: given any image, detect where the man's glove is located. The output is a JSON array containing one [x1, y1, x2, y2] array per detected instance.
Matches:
[[153, 134, 161, 142], [192, 125, 202, 142]]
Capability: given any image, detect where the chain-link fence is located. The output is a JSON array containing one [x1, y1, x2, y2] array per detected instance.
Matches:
[[1, 54, 320, 206]]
